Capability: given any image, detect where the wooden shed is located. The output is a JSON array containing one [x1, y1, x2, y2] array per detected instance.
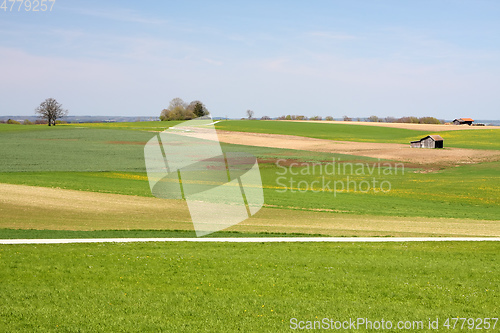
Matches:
[[410, 135, 444, 148], [453, 118, 474, 125]]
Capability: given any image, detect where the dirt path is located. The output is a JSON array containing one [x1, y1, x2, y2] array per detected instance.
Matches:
[[289, 120, 497, 131], [215, 131, 500, 165]]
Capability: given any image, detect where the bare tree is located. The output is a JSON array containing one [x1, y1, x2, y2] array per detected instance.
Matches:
[[169, 97, 187, 110], [246, 109, 254, 119], [35, 98, 68, 126]]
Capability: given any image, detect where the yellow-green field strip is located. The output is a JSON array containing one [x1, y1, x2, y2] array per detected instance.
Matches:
[[1, 237, 499, 244]]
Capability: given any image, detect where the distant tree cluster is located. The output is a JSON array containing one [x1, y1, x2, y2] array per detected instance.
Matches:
[[268, 114, 448, 124], [1, 119, 21, 124], [276, 115, 308, 120], [396, 116, 420, 123], [363, 115, 443, 124], [0, 118, 67, 125], [160, 98, 209, 121], [273, 115, 335, 121], [400, 116, 443, 124]]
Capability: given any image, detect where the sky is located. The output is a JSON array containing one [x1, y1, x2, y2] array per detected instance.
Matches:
[[1, 0, 499, 119]]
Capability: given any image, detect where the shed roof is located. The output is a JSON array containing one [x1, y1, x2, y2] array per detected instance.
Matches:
[[427, 135, 443, 141], [460, 118, 474, 122], [410, 135, 444, 144]]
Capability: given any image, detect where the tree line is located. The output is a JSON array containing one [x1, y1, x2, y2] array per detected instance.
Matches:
[[253, 114, 444, 124], [365, 116, 444, 124], [0, 119, 66, 125], [0, 96, 447, 126]]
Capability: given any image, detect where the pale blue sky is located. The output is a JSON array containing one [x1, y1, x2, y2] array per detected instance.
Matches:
[[1, 0, 499, 119]]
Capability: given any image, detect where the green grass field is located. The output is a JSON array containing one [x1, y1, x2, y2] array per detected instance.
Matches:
[[0, 125, 376, 172], [0, 123, 498, 228], [3, 120, 499, 150], [259, 160, 500, 220], [0, 127, 151, 172], [67, 120, 184, 131], [1, 162, 498, 222], [1, 242, 499, 332], [0, 121, 180, 133], [215, 120, 500, 149]]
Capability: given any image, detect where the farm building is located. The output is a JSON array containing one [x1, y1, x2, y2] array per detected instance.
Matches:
[[452, 118, 474, 125], [410, 135, 444, 148]]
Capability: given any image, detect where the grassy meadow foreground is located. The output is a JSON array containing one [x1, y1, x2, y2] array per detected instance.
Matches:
[[1, 242, 499, 332], [0, 120, 499, 331]]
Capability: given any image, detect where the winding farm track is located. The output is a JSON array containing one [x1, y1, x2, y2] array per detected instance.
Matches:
[[290, 120, 496, 131], [214, 130, 500, 165]]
